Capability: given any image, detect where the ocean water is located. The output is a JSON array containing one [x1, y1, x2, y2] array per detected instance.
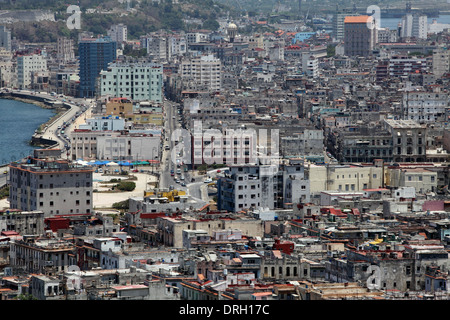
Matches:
[[0, 99, 54, 165], [381, 14, 450, 29]]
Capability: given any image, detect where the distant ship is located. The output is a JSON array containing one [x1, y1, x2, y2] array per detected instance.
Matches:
[[312, 18, 328, 24]]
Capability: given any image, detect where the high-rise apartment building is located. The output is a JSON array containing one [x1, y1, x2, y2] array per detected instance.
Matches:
[[141, 36, 168, 61], [99, 61, 163, 102], [56, 37, 75, 63], [344, 15, 377, 57], [332, 9, 359, 41], [0, 25, 11, 51], [400, 13, 428, 39], [107, 24, 128, 43], [180, 54, 222, 91], [78, 36, 117, 98], [140, 34, 187, 61]]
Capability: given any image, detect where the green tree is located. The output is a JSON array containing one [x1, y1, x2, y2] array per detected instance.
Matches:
[[116, 181, 136, 191], [203, 19, 219, 31], [327, 45, 335, 57], [16, 294, 37, 300], [112, 200, 130, 210]]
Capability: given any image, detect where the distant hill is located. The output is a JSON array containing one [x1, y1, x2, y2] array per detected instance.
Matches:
[[0, 0, 238, 43]]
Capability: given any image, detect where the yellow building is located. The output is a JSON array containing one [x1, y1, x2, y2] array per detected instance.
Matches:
[[126, 112, 164, 125], [308, 163, 383, 194], [144, 189, 186, 202]]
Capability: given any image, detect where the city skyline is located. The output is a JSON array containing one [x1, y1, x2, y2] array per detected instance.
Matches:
[[0, 0, 450, 308]]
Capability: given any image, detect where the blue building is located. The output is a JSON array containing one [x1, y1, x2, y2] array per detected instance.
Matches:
[[291, 32, 316, 44], [78, 37, 117, 98]]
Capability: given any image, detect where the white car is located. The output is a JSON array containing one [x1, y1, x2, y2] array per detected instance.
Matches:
[[204, 178, 212, 183]]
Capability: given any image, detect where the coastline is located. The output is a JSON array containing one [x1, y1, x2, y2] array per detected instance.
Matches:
[[0, 95, 66, 125], [0, 93, 68, 148]]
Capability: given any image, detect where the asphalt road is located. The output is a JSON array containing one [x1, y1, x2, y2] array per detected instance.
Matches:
[[9, 90, 93, 156], [158, 100, 210, 200], [159, 99, 182, 190]]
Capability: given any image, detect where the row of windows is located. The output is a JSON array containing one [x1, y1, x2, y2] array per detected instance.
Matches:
[[335, 174, 377, 179], [39, 199, 90, 207]]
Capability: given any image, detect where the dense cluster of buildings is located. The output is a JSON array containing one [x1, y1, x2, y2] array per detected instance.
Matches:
[[3, 3, 450, 301]]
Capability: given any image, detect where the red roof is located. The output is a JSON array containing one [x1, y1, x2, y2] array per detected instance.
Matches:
[[1, 231, 20, 236], [140, 212, 166, 219], [344, 15, 372, 23]]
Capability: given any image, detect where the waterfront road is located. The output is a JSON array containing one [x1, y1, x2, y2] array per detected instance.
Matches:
[[4, 90, 94, 157]]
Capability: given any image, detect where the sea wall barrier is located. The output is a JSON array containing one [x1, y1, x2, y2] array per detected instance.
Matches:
[[0, 91, 75, 147]]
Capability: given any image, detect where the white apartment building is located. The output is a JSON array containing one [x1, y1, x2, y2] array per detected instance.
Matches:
[[107, 24, 128, 43], [218, 161, 310, 212], [98, 134, 160, 161], [168, 36, 187, 57], [303, 55, 319, 78], [17, 54, 47, 89], [400, 14, 428, 39], [140, 35, 187, 61], [99, 62, 163, 102], [71, 130, 161, 161], [141, 36, 168, 61], [186, 32, 208, 44], [402, 91, 448, 123], [218, 165, 274, 212], [180, 54, 222, 91]]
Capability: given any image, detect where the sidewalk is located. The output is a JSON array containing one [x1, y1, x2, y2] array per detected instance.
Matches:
[[92, 171, 158, 208]]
